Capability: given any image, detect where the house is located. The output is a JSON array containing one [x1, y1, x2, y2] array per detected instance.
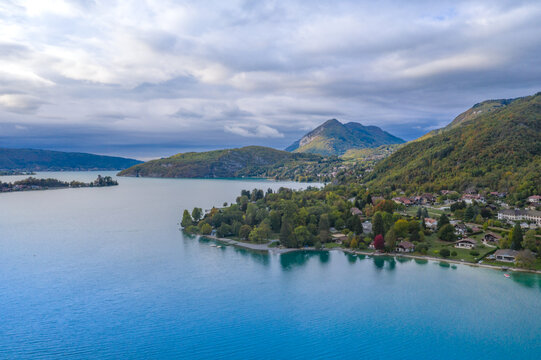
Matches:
[[497, 209, 541, 225], [392, 197, 413, 206], [331, 233, 348, 244], [454, 238, 476, 249], [494, 249, 519, 263], [424, 218, 438, 230], [455, 223, 468, 236], [462, 194, 485, 204], [483, 232, 501, 244], [396, 241, 415, 253], [527, 195, 541, 203], [350, 207, 363, 216], [362, 221, 372, 234]]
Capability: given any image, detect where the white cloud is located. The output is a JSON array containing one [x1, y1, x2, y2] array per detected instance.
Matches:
[[0, 0, 540, 152], [224, 124, 284, 138]]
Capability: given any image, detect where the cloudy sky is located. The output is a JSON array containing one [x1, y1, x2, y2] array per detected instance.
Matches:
[[1, 0, 540, 159]]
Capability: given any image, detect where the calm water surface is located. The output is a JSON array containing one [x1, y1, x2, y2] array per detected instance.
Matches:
[[1, 172, 540, 359]]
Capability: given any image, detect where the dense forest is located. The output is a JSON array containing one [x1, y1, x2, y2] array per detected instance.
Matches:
[[119, 145, 342, 181], [366, 93, 541, 200], [0, 148, 141, 171]]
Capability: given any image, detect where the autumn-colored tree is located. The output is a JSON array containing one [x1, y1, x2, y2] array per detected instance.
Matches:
[[374, 234, 385, 250]]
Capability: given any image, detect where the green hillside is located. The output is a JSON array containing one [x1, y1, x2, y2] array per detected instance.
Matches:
[[367, 93, 541, 197], [118, 146, 339, 180], [0, 148, 141, 171], [286, 119, 404, 156]]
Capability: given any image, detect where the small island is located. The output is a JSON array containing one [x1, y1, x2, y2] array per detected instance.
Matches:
[[0, 175, 118, 193], [0, 170, 36, 176]]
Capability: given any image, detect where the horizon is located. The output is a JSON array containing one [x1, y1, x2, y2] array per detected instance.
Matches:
[[1, 0, 541, 159]]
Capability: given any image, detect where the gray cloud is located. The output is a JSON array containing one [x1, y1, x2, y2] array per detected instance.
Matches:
[[0, 0, 540, 157]]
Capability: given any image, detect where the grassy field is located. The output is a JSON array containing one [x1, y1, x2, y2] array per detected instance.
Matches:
[[403, 206, 449, 219], [417, 232, 494, 262]]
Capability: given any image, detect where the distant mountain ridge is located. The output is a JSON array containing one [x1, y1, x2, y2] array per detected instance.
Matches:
[[118, 145, 335, 180], [0, 148, 142, 171], [367, 92, 541, 195], [286, 119, 404, 156], [414, 97, 518, 142]]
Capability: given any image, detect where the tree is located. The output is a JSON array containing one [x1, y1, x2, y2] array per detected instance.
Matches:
[[385, 228, 397, 251], [239, 225, 252, 240], [515, 250, 536, 269], [439, 248, 450, 258], [382, 212, 394, 234], [410, 230, 421, 242], [522, 229, 537, 252], [373, 234, 385, 250], [511, 223, 523, 250], [249, 223, 271, 243], [438, 224, 456, 242], [294, 225, 311, 247], [393, 219, 409, 238], [350, 237, 359, 249], [269, 210, 282, 232], [181, 210, 193, 228], [438, 214, 450, 230], [280, 218, 295, 247], [199, 223, 212, 235], [217, 223, 232, 237], [191, 207, 203, 222], [318, 214, 330, 243], [372, 212, 384, 237], [464, 206, 475, 221]]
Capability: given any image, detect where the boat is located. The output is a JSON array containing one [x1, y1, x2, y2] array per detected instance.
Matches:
[[217, 245, 222, 248], [210, 244, 217, 247], [504, 273, 510, 278]]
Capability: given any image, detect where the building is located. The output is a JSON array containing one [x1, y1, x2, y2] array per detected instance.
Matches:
[[462, 194, 485, 204], [331, 233, 348, 244], [396, 241, 415, 253], [527, 195, 541, 203], [483, 232, 501, 245], [454, 223, 468, 236], [454, 238, 476, 249], [392, 197, 413, 206], [494, 249, 519, 263], [497, 209, 541, 225], [362, 221, 372, 234], [424, 218, 438, 230], [350, 207, 363, 216]]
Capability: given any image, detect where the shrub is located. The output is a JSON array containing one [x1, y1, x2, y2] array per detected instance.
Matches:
[[451, 251, 457, 257], [470, 250, 480, 256], [440, 248, 451, 258]]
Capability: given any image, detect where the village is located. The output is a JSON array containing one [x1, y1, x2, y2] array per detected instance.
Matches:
[[330, 191, 541, 270]]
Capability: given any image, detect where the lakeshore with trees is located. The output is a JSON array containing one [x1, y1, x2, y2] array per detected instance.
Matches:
[[181, 185, 541, 271]]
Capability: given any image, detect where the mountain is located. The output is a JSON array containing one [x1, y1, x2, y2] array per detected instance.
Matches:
[[366, 92, 541, 195], [286, 119, 404, 156], [0, 148, 142, 171], [118, 146, 337, 180], [414, 97, 517, 142]]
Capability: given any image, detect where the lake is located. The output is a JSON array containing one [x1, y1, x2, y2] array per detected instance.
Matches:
[[1, 172, 540, 359]]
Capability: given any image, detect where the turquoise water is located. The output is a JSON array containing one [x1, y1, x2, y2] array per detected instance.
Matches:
[[1, 172, 540, 359]]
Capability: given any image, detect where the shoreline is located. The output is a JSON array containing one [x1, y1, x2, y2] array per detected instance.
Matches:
[[201, 235, 541, 275]]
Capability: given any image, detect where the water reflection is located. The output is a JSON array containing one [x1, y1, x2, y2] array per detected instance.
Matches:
[[280, 251, 313, 270], [414, 259, 428, 265], [396, 257, 413, 264], [346, 254, 357, 264], [233, 247, 270, 266], [373, 256, 396, 271], [509, 272, 541, 290]]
